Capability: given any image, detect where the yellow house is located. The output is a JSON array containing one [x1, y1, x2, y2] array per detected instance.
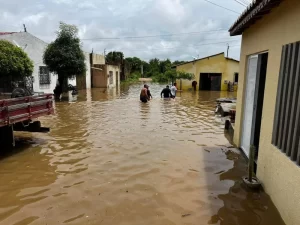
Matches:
[[229, 0, 300, 224], [174, 53, 239, 91]]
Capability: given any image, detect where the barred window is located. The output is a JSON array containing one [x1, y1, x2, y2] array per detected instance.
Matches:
[[39, 66, 50, 85], [272, 41, 300, 164]]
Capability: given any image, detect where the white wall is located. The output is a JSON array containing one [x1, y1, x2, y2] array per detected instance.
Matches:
[[0, 32, 92, 93], [106, 65, 120, 88], [0, 32, 57, 94], [84, 52, 91, 89]]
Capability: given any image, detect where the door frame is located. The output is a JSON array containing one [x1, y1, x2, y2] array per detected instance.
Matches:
[[241, 52, 268, 160]]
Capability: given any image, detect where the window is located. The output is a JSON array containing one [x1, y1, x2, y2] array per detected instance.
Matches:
[[272, 41, 300, 165], [234, 72, 239, 83], [39, 66, 50, 85], [109, 71, 113, 85]]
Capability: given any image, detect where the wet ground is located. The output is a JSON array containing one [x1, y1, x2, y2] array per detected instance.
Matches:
[[0, 83, 285, 225]]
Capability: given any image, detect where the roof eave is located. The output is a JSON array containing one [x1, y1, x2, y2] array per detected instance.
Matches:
[[229, 0, 283, 36]]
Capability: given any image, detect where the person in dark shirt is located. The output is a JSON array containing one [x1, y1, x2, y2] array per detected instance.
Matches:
[[192, 81, 197, 91], [161, 85, 173, 98]]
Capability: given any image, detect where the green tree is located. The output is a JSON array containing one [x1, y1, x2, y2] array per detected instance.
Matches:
[[153, 69, 194, 83], [125, 57, 142, 78], [0, 40, 33, 80], [106, 51, 124, 65], [159, 59, 171, 73], [43, 22, 86, 98], [172, 60, 186, 67]]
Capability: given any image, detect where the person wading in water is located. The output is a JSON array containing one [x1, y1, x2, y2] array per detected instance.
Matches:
[[192, 81, 197, 91], [161, 85, 173, 98], [146, 85, 152, 100], [140, 84, 149, 103], [170, 83, 178, 99]]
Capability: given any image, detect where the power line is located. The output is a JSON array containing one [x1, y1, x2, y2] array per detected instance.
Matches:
[[82, 29, 229, 41], [233, 0, 247, 7], [104, 40, 238, 52], [86, 36, 240, 44], [202, 0, 241, 14], [239, 0, 251, 5]]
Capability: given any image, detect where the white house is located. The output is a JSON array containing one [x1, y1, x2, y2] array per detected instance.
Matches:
[[0, 32, 91, 93]]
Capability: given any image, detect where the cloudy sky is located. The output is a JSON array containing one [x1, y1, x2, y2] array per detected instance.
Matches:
[[0, 0, 250, 62]]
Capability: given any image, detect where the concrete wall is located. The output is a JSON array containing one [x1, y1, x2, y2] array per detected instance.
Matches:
[[76, 52, 91, 90], [176, 53, 239, 91], [92, 53, 105, 65], [106, 65, 120, 88], [233, 0, 300, 224], [0, 32, 57, 94], [92, 65, 107, 88]]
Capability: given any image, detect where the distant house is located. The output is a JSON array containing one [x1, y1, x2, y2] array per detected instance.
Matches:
[[90, 53, 121, 88], [229, 0, 300, 224], [173, 52, 239, 91], [0, 32, 91, 93]]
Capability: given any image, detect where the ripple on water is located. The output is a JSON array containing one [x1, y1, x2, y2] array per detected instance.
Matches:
[[0, 84, 285, 225]]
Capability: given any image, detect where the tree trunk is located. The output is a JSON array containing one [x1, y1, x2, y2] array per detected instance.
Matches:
[[54, 76, 65, 100]]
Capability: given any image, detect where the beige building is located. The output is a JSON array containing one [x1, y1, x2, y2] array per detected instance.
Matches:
[[229, 0, 300, 224], [90, 53, 120, 88], [174, 53, 239, 91]]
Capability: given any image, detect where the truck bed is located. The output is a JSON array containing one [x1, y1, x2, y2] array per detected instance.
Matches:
[[0, 94, 54, 127]]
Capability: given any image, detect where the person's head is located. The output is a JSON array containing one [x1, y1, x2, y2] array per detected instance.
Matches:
[[173, 83, 177, 86], [166, 85, 169, 88], [144, 84, 148, 88]]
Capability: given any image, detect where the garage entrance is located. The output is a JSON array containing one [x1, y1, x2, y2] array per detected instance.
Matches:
[[199, 73, 222, 91]]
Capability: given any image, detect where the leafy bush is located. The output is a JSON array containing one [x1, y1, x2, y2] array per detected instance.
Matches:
[[0, 40, 33, 79]]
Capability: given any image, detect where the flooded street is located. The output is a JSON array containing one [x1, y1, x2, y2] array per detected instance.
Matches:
[[0, 84, 284, 225]]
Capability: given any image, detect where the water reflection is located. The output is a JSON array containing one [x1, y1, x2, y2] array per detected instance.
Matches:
[[0, 83, 284, 225]]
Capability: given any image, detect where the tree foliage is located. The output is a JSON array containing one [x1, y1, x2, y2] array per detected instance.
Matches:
[[0, 40, 33, 79], [106, 51, 124, 65], [105, 50, 189, 83], [153, 70, 194, 83], [43, 22, 86, 81]]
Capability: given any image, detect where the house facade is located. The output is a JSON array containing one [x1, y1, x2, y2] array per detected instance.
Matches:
[[91, 53, 120, 88], [0, 32, 91, 93], [174, 53, 239, 91], [229, 0, 300, 224]]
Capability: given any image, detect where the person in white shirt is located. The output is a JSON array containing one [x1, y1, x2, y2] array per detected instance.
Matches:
[[170, 83, 178, 99]]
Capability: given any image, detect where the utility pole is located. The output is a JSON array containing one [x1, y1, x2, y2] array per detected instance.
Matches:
[[227, 44, 230, 57], [23, 24, 27, 32], [104, 49, 106, 64], [141, 64, 144, 77]]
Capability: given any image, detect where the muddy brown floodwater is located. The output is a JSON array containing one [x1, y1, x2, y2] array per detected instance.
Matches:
[[0, 83, 285, 225]]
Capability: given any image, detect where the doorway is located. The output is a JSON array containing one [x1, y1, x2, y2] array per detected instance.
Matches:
[[241, 53, 268, 158], [199, 73, 222, 91]]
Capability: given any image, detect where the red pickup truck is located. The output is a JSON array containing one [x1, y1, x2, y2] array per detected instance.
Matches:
[[0, 94, 54, 147]]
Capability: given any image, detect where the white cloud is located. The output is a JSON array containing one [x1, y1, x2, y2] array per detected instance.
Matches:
[[0, 0, 244, 61], [22, 12, 47, 26], [52, 0, 73, 4]]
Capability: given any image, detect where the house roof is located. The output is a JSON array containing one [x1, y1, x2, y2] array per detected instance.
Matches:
[[0, 32, 16, 36], [172, 52, 239, 68], [229, 0, 283, 36]]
